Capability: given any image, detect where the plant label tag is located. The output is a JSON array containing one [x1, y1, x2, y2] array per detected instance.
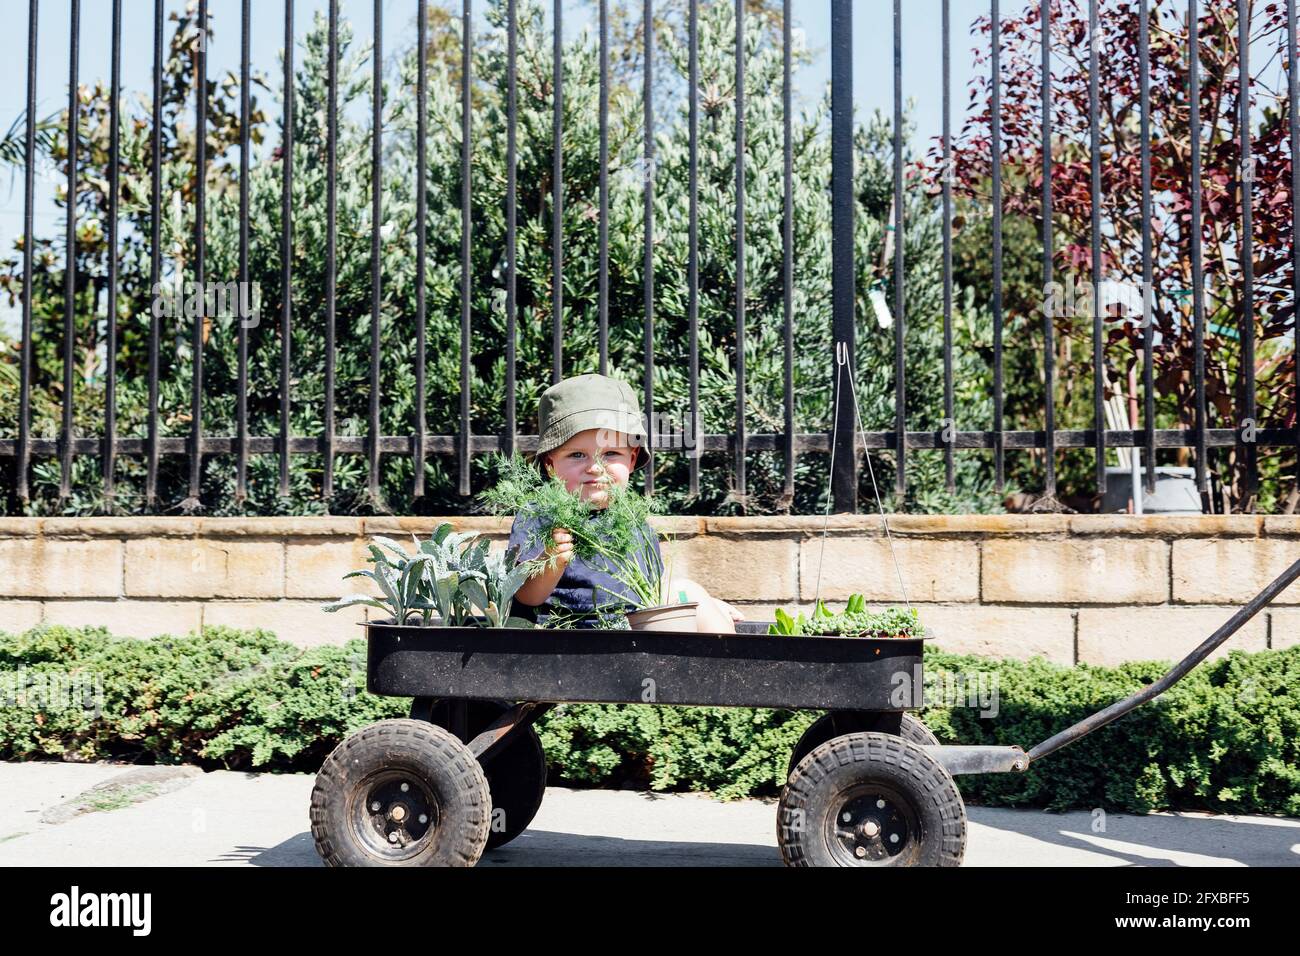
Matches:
[[868, 285, 893, 329]]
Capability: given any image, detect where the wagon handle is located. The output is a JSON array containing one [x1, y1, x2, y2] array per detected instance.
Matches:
[[1024, 556, 1300, 765]]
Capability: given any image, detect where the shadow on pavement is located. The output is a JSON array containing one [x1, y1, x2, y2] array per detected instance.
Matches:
[[243, 831, 780, 867], [969, 806, 1300, 866]]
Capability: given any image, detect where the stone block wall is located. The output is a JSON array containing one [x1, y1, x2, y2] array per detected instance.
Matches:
[[0, 515, 1295, 665]]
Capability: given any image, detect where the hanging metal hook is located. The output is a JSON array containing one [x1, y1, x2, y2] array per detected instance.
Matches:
[[812, 339, 913, 616]]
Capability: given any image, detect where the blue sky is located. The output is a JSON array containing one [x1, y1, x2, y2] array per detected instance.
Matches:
[[0, 0, 989, 331]]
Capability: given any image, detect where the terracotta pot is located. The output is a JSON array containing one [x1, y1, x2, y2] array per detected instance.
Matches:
[[626, 601, 700, 632]]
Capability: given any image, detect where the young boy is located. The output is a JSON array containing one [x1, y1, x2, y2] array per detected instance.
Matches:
[[509, 373, 743, 632]]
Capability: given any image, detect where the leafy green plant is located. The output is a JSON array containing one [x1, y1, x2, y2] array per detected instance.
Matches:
[[477, 451, 670, 611], [456, 545, 536, 628], [321, 521, 536, 628], [768, 594, 926, 638], [320, 539, 438, 625], [406, 524, 500, 625]]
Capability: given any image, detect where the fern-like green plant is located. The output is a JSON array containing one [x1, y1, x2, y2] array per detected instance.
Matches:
[[478, 452, 669, 610]]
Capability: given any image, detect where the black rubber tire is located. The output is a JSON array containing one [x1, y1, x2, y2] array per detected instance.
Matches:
[[310, 719, 491, 867], [418, 699, 547, 851], [778, 732, 966, 867], [786, 712, 939, 779]]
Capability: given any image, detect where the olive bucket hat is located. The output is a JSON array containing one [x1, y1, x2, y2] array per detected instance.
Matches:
[[531, 373, 650, 476]]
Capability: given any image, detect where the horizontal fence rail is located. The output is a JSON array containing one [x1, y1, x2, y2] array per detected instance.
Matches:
[[1, 0, 1298, 515]]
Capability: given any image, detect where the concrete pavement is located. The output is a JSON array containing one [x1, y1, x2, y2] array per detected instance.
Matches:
[[1, 761, 1298, 867]]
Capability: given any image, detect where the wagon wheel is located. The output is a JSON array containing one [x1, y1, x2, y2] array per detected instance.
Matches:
[[415, 698, 548, 852], [778, 732, 966, 868], [786, 712, 939, 780], [309, 719, 491, 867]]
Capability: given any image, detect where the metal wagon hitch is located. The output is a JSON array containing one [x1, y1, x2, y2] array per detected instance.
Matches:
[[925, 556, 1300, 776]]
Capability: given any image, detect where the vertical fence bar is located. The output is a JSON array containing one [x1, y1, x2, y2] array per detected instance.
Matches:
[[280, 0, 293, 498], [1140, 0, 1154, 494], [1041, 0, 1056, 498], [506, 0, 517, 458], [1290, 0, 1300, 479], [459, 0, 472, 495], [782, 0, 794, 503], [1189, 0, 1208, 496], [104, 0, 121, 500], [831, 0, 856, 512], [237, 0, 251, 502], [17, 0, 37, 503], [1238, 0, 1256, 509], [734, 0, 745, 504], [893, 0, 906, 501], [688, 0, 700, 496], [942, 0, 955, 493], [60, 0, 79, 500], [189, 0, 208, 507], [1088, 0, 1105, 494], [415, 0, 428, 496], [147, 0, 162, 506], [643, 0, 655, 494], [552, 0, 563, 384], [369, 0, 383, 498], [598, 0, 609, 375], [992, 0, 1004, 492], [323, 0, 337, 499]]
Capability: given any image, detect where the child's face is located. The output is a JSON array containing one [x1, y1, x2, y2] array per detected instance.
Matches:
[[543, 429, 636, 508]]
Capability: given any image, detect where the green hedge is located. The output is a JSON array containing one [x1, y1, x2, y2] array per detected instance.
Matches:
[[2, 623, 1297, 814]]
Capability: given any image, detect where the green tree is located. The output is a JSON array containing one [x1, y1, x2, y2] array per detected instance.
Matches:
[[1, 0, 1001, 517]]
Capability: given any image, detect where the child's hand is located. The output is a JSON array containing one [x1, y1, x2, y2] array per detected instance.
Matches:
[[545, 527, 575, 568]]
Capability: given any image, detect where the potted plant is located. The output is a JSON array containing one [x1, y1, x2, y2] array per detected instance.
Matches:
[[477, 452, 695, 631], [768, 594, 928, 639]]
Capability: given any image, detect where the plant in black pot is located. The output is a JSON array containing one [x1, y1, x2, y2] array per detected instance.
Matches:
[[768, 594, 928, 639]]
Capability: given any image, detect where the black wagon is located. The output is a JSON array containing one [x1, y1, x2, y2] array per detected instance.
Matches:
[[308, 557, 1300, 868]]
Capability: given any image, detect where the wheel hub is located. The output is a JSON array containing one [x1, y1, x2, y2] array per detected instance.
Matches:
[[352, 772, 438, 861], [832, 791, 913, 864]]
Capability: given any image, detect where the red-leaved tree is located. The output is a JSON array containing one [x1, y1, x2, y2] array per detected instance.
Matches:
[[927, 0, 1297, 512]]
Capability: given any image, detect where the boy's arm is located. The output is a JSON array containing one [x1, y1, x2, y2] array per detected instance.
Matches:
[[514, 527, 574, 606], [515, 560, 563, 606]]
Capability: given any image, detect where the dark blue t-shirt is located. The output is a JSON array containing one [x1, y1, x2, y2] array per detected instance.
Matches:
[[507, 509, 664, 628]]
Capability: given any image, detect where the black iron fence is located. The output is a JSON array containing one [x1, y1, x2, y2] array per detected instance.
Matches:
[[2, 0, 1298, 514]]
